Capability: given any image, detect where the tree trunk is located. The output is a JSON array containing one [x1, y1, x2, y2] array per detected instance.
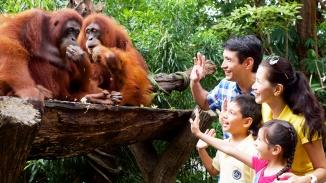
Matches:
[[297, 0, 313, 72], [0, 97, 41, 183], [129, 107, 216, 183]]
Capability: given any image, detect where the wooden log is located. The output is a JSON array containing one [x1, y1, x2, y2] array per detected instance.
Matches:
[[151, 60, 216, 94], [129, 107, 216, 183], [0, 97, 41, 183], [68, 0, 104, 17], [28, 100, 193, 159]]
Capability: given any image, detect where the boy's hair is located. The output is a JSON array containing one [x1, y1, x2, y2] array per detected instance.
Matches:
[[231, 95, 262, 130], [222, 35, 263, 73], [260, 119, 297, 180]]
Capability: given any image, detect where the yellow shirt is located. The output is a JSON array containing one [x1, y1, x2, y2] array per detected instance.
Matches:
[[212, 134, 256, 183], [261, 103, 320, 175]]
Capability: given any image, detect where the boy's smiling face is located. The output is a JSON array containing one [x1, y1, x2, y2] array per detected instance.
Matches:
[[221, 101, 249, 134]]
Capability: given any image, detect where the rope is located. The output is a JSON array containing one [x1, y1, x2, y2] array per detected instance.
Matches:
[[175, 72, 189, 91]]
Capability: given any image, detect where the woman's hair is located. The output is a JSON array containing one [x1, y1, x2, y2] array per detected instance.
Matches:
[[261, 120, 297, 180], [261, 56, 325, 141], [222, 35, 263, 73], [231, 95, 262, 130]]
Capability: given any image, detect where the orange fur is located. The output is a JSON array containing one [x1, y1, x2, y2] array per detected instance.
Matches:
[[96, 45, 152, 106], [0, 9, 94, 103], [78, 13, 152, 106]]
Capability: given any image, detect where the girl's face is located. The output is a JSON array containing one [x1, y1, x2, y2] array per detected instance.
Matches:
[[252, 66, 277, 104], [253, 128, 273, 160], [221, 101, 248, 134]]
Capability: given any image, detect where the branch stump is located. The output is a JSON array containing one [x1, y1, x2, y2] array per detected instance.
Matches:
[[0, 97, 41, 183]]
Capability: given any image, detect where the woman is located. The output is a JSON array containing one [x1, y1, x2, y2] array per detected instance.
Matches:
[[252, 56, 326, 183]]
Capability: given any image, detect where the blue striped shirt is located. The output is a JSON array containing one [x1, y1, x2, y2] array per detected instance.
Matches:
[[207, 78, 255, 139]]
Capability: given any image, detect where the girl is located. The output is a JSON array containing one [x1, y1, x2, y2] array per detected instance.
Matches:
[[252, 56, 326, 182], [190, 110, 297, 183]]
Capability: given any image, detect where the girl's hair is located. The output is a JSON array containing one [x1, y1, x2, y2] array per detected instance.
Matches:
[[261, 56, 325, 142], [261, 120, 297, 180], [231, 95, 262, 130]]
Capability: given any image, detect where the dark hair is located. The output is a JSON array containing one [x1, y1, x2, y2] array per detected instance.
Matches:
[[261, 120, 297, 180], [222, 35, 263, 73], [261, 56, 326, 142], [231, 95, 262, 130]]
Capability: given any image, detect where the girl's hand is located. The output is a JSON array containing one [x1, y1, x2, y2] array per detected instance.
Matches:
[[216, 98, 227, 124], [273, 173, 311, 183], [196, 129, 216, 149]]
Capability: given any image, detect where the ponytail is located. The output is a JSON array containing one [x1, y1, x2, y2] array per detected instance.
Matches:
[[284, 71, 325, 142]]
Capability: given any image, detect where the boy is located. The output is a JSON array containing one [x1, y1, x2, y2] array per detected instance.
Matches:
[[193, 95, 261, 182]]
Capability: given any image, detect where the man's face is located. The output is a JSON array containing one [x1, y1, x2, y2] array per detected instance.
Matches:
[[221, 49, 246, 82]]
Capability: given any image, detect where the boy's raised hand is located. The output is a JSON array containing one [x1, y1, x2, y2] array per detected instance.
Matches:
[[189, 108, 201, 136], [196, 129, 216, 149]]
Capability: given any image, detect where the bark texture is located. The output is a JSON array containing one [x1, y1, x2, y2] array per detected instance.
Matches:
[[0, 97, 41, 183], [28, 100, 194, 159]]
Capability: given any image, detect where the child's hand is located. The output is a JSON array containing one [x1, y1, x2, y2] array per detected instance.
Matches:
[[189, 108, 201, 136], [196, 129, 216, 149], [216, 98, 227, 124]]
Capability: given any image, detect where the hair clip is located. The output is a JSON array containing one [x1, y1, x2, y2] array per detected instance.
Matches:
[[268, 55, 279, 65]]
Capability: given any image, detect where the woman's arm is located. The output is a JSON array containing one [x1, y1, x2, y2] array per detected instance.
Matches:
[[275, 139, 326, 183], [303, 139, 326, 182]]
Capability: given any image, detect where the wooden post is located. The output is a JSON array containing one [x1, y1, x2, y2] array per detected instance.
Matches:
[[129, 106, 216, 183], [0, 97, 41, 183]]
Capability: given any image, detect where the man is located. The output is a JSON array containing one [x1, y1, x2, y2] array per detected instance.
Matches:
[[190, 35, 263, 139]]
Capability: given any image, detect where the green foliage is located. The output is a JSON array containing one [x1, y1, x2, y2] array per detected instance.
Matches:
[[100, 0, 225, 110], [0, 0, 68, 12], [212, 2, 302, 35], [3, 0, 324, 182], [103, 0, 219, 74], [115, 146, 145, 182], [20, 157, 89, 182], [302, 48, 326, 83], [268, 26, 300, 63], [177, 149, 218, 183], [210, 1, 303, 65]]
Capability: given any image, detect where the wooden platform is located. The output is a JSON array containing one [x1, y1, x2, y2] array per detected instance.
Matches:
[[0, 96, 216, 182], [29, 100, 193, 159]]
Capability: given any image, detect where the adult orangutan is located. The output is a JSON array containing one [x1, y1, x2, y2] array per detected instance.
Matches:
[[78, 13, 152, 106], [0, 9, 117, 114]]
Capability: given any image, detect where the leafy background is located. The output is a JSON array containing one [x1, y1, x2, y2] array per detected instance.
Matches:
[[0, 0, 325, 182]]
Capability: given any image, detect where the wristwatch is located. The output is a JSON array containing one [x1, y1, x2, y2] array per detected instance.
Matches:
[[306, 174, 317, 183]]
